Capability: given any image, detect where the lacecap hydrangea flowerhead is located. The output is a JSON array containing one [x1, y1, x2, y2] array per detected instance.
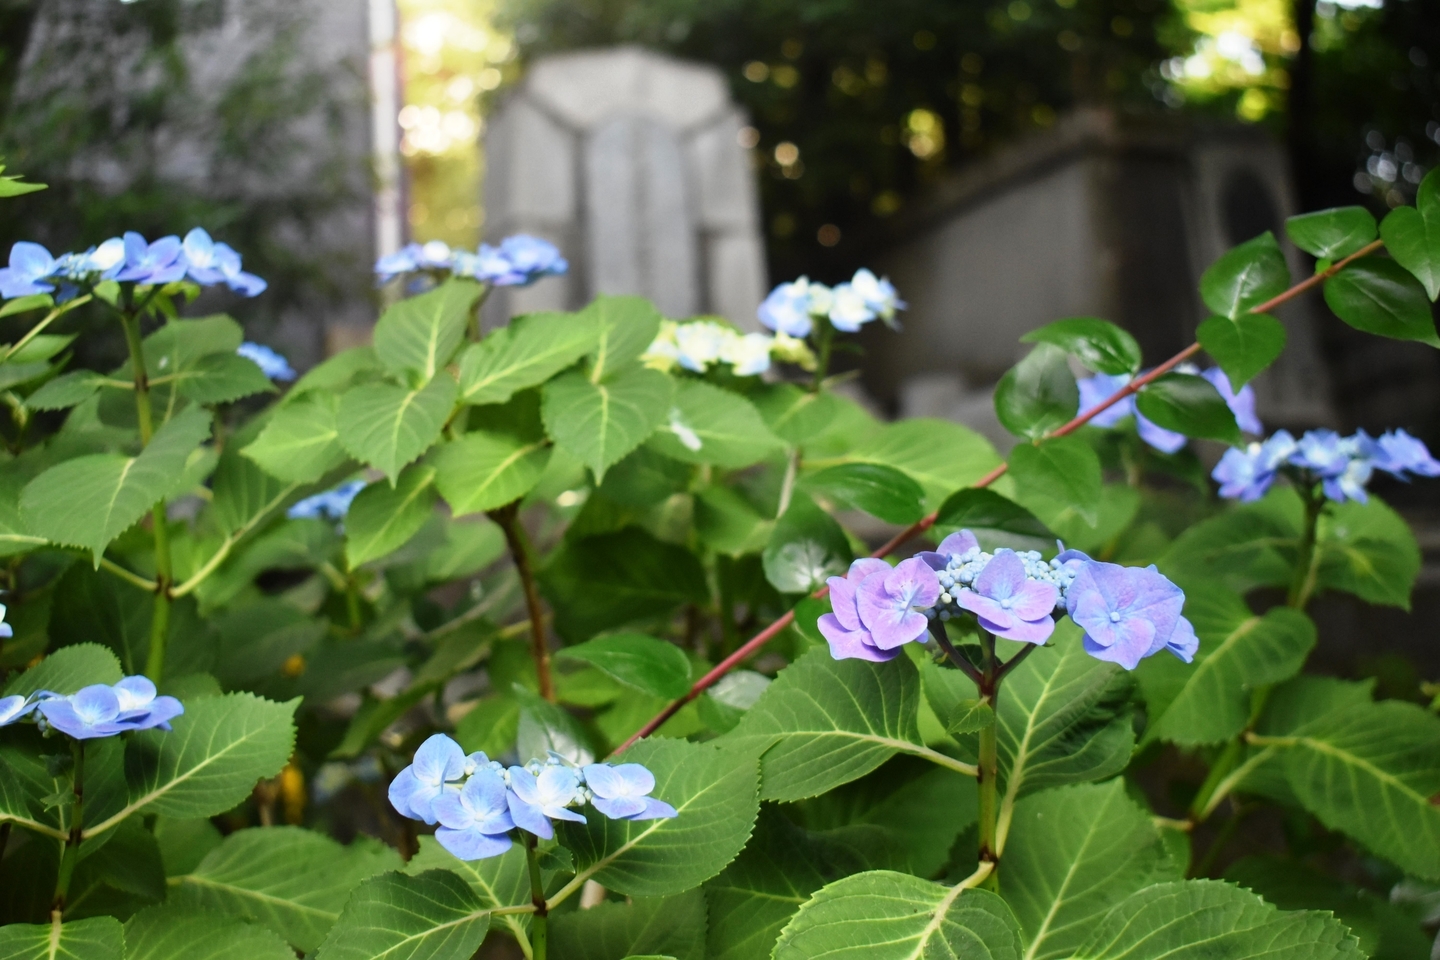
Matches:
[[374, 235, 567, 288], [1078, 366, 1259, 455], [287, 480, 366, 522], [388, 734, 676, 861], [819, 529, 1197, 671], [1212, 427, 1440, 504], [642, 318, 816, 378], [757, 268, 905, 338], [0, 675, 183, 739]]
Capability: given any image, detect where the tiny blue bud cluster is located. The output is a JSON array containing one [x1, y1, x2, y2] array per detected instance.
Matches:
[[1213, 427, 1440, 504], [375, 235, 567, 288], [0, 675, 183, 740], [389, 734, 676, 861], [928, 545, 1078, 622]]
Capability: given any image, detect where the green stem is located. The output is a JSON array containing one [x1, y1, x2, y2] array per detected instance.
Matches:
[[467, 283, 492, 342], [1287, 484, 1324, 610], [975, 631, 999, 891], [1188, 738, 1242, 823], [810, 319, 834, 391], [51, 741, 85, 916], [525, 834, 547, 960]]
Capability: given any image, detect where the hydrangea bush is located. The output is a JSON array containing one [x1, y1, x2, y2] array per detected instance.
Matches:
[[0, 157, 1437, 960]]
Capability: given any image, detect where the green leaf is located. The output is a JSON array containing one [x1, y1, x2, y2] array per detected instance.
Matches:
[[4, 643, 122, 697], [1008, 436, 1101, 526], [541, 366, 672, 482], [550, 890, 706, 960], [1135, 373, 1241, 443], [84, 693, 297, 836], [212, 423, 306, 534], [433, 430, 550, 516], [372, 279, 480, 384], [933, 488, 1052, 545], [1157, 489, 1298, 594], [514, 684, 597, 764], [558, 737, 759, 897], [1141, 589, 1314, 748], [124, 904, 294, 960], [21, 405, 211, 562], [842, 419, 1002, 511], [345, 463, 438, 567], [455, 697, 521, 758], [555, 634, 692, 699], [168, 826, 402, 951], [799, 463, 926, 524], [752, 384, 843, 447], [50, 564, 153, 675], [1002, 781, 1181, 960], [540, 527, 708, 641], [24, 370, 109, 412], [1286, 206, 1378, 261], [1197, 313, 1287, 389], [0, 916, 123, 960], [288, 347, 382, 399], [761, 492, 852, 595], [583, 295, 665, 380], [457, 310, 596, 404], [175, 353, 276, 405], [1315, 495, 1421, 609], [404, 838, 532, 945], [143, 316, 243, 374], [1379, 169, 1440, 299], [774, 871, 1023, 960], [1030, 484, 1139, 556], [693, 486, 771, 556], [1323, 258, 1439, 346], [337, 374, 458, 480], [1071, 879, 1362, 960], [994, 343, 1080, 440], [1021, 317, 1142, 376], [1200, 231, 1291, 319], [645, 379, 783, 468], [312, 870, 490, 960], [0, 293, 53, 317], [724, 648, 952, 802]]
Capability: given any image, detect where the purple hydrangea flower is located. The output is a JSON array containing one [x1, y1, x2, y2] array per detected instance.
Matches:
[[854, 557, 941, 649], [432, 766, 515, 860], [1065, 560, 1197, 670], [581, 763, 678, 821], [506, 764, 586, 839], [1212, 430, 1297, 502], [1370, 429, 1440, 479], [38, 678, 182, 739], [116, 232, 187, 286], [1199, 368, 1263, 435], [0, 242, 60, 298], [388, 733, 467, 824], [817, 558, 905, 662], [918, 530, 980, 570], [954, 551, 1059, 643], [237, 342, 296, 381]]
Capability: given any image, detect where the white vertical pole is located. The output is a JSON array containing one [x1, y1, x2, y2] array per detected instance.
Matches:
[[368, 0, 403, 261]]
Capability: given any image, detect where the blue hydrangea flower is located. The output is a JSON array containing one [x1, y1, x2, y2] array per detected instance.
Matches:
[[1078, 366, 1260, 454], [375, 245, 421, 283], [37, 677, 183, 739], [827, 283, 876, 332], [116, 232, 187, 286], [495, 235, 567, 285], [953, 550, 1059, 644], [673, 321, 728, 372], [79, 237, 127, 278], [287, 481, 366, 521], [818, 558, 906, 662], [1368, 429, 1440, 479], [1323, 456, 1373, 504], [0, 693, 39, 727], [1065, 560, 1197, 670], [1212, 430, 1297, 502], [0, 602, 10, 640], [506, 763, 587, 839], [721, 331, 774, 376], [388, 733, 467, 824], [109, 676, 183, 731], [0, 242, 60, 298], [237, 342, 296, 382], [849, 268, 906, 322], [180, 229, 267, 297], [854, 557, 941, 650], [758, 278, 827, 338], [1200, 368, 1262, 435], [581, 763, 678, 821], [432, 766, 515, 860]]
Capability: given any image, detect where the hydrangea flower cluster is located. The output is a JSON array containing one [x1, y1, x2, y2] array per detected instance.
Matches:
[[389, 734, 676, 861], [237, 342, 296, 382], [1078, 366, 1260, 454], [0, 675, 183, 739], [287, 480, 366, 521], [642, 319, 815, 377], [818, 529, 1197, 671], [757, 268, 905, 338], [0, 229, 266, 301], [1212, 427, 1440, 504], [374, 235, 567, 287]]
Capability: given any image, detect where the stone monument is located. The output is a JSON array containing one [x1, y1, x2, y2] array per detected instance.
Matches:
[[481, 46, 767, 329]]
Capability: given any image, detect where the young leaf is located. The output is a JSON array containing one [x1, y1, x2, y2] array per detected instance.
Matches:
[[345, 463, 438, 567], [933, 488, 1053, 544], [1135, 373, 1241, 443], [1002, 781, 1181, 960], [646, 379, 784, 468], [555, 633, 692, 699], [1071, 879, 1363, 960], [542, 366, 673, 482], [798, 462, 926, 525], [24, 369, 109, 411], [168, 827, 402, 952], [372, 278, 480, 384], [1199, 231, 1291, 319], [1008, 436, 1102, 526], [1379, 168, 1440, 299], [457, 310, 597, 404], [994, 343, 1081, 440], [557, 737, 760, 897], [773, 872, 1023, 960], [1322, 258, 1439, 346], [0, 916, 123, 960], [312, 870, 490, 960], [761, 492, 852, 595], [550, 889, 706, 960], [243, 394, 347, 484], [20, 404, 212, 562], [1021, 317, 1142, 376], [842, 418, 1002, 511], [1285, 206, 1378, 261], [1196, 313, 1287, 388], [583, 295, 665, 380], [124, 903, 296, 960], [337, 373, 458, 480]]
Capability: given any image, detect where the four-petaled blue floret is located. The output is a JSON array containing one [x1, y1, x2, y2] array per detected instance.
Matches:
[[1212, 427, 1440, 505], [388, 734, 677, 862], [31, 675, 183, 740], [375, 235, 567, 288], [1062, 553, 1198, 670], [287, 480, 366, 522], [757, 269, 905, 339], [237, 342, 297, 382]]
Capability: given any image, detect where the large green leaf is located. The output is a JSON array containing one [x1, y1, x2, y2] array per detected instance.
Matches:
[[797, 463, 926, 525], [1323, 258, 1439, 346], [345, 463, 438, 567], [337, 374, 457, 480], [1141, 588, 1314, 747], [21, 405, 211, 561], [1314, 495, 1421, 609], [1134, 373, 1240, 444], [1071, 880, 1362, 960], [994, 343, 1080, 440], [723, 648, 965, 801], [433, 430, 550, 516], [288, 346, 383, 399], [312, 870, 490, 960], [0, 916, 123, 960], [554, 633, 692, 699], [773, 871, 1023, 960], [457, 310, 596, 404], [176, 353, 275, 405], [761, 492, 852, 595], [25, 370, 111, 412], [1379, 169, 1440, 299], [4, 643, 122, 697], [1002, 781, 1180, 960], [1197, 313, 1286, 389], [1157, 489, 1297, 593], [550, 889, 706, 960], [1285, 206, 1378, 261], [840, 419, 1001, 511], [751, 384, 843, 447], [49, 564, 153, 675], [541, 367, 672, 482], [582, 295, 665, 380], [1020, 317, 1142, 376], [124, 903, 295, 960], [558, 738, 759, 897], [646, 379, 783, 468], [168, 827, 402, 951], [932, 488, 1052, 545], [372, 279, 480, 384], [242, 394, 347, 484], [1199, 232, 1290, 319], [1008, 436, 1101, 526], [404, 839, 532, 945]]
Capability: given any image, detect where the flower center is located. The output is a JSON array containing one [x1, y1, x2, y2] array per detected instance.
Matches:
[[1000, 597, 1013, 610], [1109, 611, 1121, 623]]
